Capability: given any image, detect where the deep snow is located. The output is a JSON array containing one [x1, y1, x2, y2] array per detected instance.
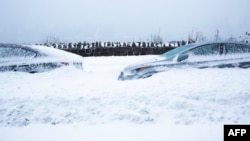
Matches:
[[0, 55, 250, 141]]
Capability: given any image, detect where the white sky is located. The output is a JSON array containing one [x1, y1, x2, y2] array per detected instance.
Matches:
[[0, 0, 249, 43]]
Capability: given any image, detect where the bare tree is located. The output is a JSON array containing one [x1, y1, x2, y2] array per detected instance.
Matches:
[[150, 34, 163, 44], [188, 29, 206, 43], [150, 28, 163, 43], [227, 35, 237, 42], [214, 29, 221, 41], [43, 36, 60, 46], [195, 32, 207, 42], [188, 29, 195, 43]]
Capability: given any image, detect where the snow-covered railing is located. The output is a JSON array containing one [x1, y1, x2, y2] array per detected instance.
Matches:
[[40, 41, 189, 56]]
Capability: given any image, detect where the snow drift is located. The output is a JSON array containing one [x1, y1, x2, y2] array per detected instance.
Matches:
[[0, 55, 249, 141]]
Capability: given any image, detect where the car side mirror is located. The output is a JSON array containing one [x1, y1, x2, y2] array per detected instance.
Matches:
[[177, 54, 188, 62]]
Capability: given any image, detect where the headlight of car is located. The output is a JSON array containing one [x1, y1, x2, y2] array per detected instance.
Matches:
[[135, 67, 149, 72]]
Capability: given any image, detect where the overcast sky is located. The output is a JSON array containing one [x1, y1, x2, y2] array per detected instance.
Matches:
[[0, 0, 249, 43]]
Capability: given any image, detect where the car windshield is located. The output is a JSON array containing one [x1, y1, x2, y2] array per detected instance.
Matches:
[[160, 44, 195, 59], [0, 46, 37, 62]]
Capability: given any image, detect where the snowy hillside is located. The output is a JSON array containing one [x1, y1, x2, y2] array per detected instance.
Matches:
[[0, 55, 250, 141]]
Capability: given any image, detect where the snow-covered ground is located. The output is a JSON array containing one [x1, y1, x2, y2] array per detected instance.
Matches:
[[0, 55, 250, 141]]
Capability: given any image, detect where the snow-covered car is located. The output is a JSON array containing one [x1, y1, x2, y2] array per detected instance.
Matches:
[[0, 44, 84, 73], [118, 41, 250, 80]]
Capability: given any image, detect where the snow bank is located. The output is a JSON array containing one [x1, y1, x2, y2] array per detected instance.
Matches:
[[0, 55, 249, 141]]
